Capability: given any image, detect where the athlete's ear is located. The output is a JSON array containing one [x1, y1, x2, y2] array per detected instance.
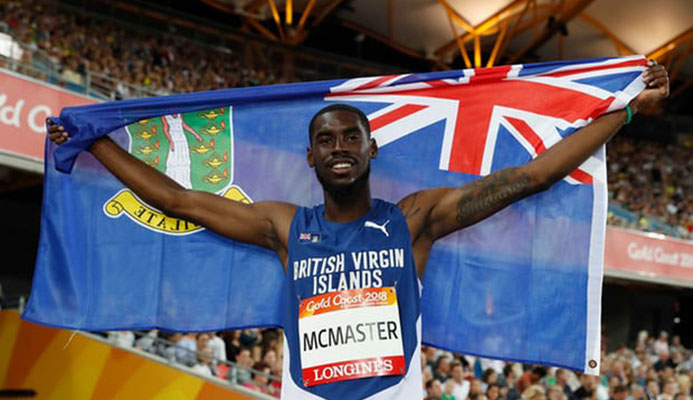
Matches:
[[307, 146, 315, 168], [369, 138, 378, 159]]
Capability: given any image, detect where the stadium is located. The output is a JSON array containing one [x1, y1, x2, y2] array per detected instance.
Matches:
[[0, 0, 691, 399]]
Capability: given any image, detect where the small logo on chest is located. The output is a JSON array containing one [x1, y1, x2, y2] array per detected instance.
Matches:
[[299, 232, 321, 243], [364, 219, 390, 237]]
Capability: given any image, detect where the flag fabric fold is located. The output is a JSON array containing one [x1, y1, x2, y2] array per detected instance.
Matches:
[[24, 56, 647, 373]]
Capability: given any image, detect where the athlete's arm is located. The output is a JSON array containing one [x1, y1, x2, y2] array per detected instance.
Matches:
[[47, 126, 296, 264], [400, 64, 669, 275]]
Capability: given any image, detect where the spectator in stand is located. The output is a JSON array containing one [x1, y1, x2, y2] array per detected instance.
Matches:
[[262, 347, 277, 370], [575, 374, 596, 400], [505, 364, 522, 400], [646, 379, 660, 400], [523, 385, 547, 400], [423, 346, 438, 371], [630, 384, 646, 400], [232, 348, 253, 385], [471, 379, 486, 398], [191, 346, 215, 377], [655, 351, 676, 372], [222, 330, 242, 362], [195, 332, 210, 354], [607, 137, 693, 239], [449, 361, 471, 400], [488, 383, 503, 400], [134, 329, 159, 354], [207, 331, 226, 366], [426, 379, 443, 400], [483, 368, 500, 392], [250, 343, 263, 363], [242, 361, 273, 396], [670, 336, 684, 354], [108, 331, 135, 348], [519, 367, 548, 393], [443, 378, 458, 400], [556, 369, 576, 400], [548, 385, 567, 400], [434, 355, 452, 382], [612, 385, 629, 400], [655, 333, 671, 356], [676, 376, 690, 398], [175, 332, 197, 367]]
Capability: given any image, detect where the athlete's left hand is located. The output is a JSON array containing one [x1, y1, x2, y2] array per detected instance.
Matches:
[[630, 61, 669, 114]]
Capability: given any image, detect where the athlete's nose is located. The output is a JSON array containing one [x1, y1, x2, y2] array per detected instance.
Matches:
[[331, 137, 348, 154]]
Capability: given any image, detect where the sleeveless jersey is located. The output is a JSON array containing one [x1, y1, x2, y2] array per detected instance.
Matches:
[[281, 199, 422, 400]]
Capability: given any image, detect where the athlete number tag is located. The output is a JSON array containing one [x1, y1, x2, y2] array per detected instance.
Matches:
[[298, 287, 405, 387]]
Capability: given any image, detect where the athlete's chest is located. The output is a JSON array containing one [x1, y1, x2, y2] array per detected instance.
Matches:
[[288, 207, 413, 299]]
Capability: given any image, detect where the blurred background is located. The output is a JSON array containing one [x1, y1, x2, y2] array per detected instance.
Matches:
[[0, 0, 691, 399]]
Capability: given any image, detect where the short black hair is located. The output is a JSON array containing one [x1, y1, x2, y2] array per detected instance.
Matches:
[[613, 385, 628, 394], [531, 366, 548, 377], [308, 103, 370, 143]]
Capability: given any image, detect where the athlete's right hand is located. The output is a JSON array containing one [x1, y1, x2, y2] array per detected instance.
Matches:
[[46, 119, 69, 145]]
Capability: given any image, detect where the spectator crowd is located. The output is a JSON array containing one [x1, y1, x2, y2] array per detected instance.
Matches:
[[102, 326, 693, 400], [607, 136, 693, 239], [1, 0, 282, 99], [104, 328, 284, 398]]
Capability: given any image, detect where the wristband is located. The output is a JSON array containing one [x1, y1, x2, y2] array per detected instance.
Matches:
[[624, 104, 632, 125]]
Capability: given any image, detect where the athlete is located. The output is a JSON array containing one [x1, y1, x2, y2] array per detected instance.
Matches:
[[48, 64, 668, 399]]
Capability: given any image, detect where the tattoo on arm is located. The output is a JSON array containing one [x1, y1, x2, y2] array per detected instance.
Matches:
[[455, 167, 534, 227]]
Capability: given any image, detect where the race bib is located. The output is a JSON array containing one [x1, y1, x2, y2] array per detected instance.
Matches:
[[298, 287, 405, 387]]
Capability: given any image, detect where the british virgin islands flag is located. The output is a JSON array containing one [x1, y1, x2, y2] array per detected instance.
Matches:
[[25, 56, 648, 373]]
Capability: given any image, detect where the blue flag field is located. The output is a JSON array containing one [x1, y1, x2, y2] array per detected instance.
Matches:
[[24, 56, 648, 373]]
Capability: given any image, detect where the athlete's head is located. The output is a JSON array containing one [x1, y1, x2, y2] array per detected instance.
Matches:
[[307, 104, 377, 200]]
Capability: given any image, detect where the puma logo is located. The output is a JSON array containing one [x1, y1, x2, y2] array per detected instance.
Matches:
[[364, 220, 390, 237]]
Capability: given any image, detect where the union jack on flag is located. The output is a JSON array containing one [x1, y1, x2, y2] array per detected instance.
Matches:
[[327, 56, 646, 184], [28, 56, 647, 374]]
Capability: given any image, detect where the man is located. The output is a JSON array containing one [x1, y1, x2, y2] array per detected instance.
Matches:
[[48, 64, 668, 399], [519, 367, 548, 393], [556, 369, 577, 400], [450, 361, 472, 400], [232, 348, 254, 385], [207, 331, 227, 367], [191, 345, 215, 377], [645, 379, 660, 400], [434, 355, 452, 382], [655, 332, 670, 356], [655, 351, 676, 372], [574, 373, 596, 400], [611, 385, 629, 400], [175, 332, 197, 367], [504, 364, 521, 400], [426, 379, 444, 400], [629, 384, 646, 400]]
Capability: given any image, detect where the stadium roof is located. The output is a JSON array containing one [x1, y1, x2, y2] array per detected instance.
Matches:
[[205, 0, 692, 98]]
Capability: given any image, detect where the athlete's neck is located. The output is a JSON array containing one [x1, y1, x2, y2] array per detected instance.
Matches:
[[322, 184, 372, 223]]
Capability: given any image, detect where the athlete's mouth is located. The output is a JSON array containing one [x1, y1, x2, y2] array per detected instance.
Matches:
[[329, 159, 355, 173]]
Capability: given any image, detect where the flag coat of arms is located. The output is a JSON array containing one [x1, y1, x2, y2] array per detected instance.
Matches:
[[25, 56, 648, 373]]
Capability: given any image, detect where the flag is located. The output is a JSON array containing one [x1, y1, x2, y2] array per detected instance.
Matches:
[[24, 56, 647, 373]]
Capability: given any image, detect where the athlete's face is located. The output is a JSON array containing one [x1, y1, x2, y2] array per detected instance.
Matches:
[[307, 110, 377, 196]]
